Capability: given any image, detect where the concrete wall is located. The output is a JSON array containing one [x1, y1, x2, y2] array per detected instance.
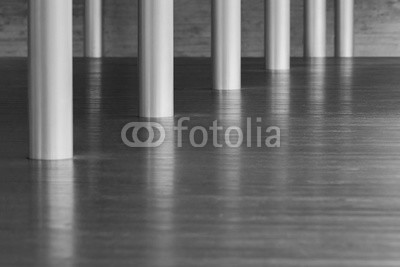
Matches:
[[1, 0, 400, 57]]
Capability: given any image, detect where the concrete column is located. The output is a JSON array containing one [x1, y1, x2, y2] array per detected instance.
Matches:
[[335, 0, 354, 57], [265, 0, 291, 71], [304, 0, 326, 57], [29, 0, 73, 160], [85, 0, 103, 58], [212, 0, 241, 90], [138, 0, 174, 118]]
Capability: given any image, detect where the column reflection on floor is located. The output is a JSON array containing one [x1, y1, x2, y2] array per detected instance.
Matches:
[[268, 72, 290, 184], [338, 59, 354, 116], [145, 119, 177, 266], [305, 59, 328, 183], [337, 58, 356, 173], [34, 161, 76, 266], [215, 91, 243, 242], [307, 59, 327, 116]]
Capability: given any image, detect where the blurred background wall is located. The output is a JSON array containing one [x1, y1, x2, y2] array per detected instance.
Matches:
[[1, 0, 400, 57]]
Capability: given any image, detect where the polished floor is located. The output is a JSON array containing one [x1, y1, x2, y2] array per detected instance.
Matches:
[[1, 58, 400, 266]]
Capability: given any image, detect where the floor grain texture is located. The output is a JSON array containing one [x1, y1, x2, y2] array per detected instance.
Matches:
[[1, 58, 400, 266]]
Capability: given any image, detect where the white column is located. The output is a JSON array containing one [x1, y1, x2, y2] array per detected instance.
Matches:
[[335, 0, 354, 57], [85, 0, 103, 58], [29, 0, 73, 160], [265, 0, 291, 71], [212, 0, 241, 90], [304, 0, 326, 57], [138, 0, 174, 118]]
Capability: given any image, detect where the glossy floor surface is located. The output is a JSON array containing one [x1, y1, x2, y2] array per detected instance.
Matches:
[[1, 58, 400, 266]]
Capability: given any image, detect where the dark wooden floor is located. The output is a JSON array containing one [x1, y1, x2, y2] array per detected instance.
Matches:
[[1, 58, 400, 266]]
